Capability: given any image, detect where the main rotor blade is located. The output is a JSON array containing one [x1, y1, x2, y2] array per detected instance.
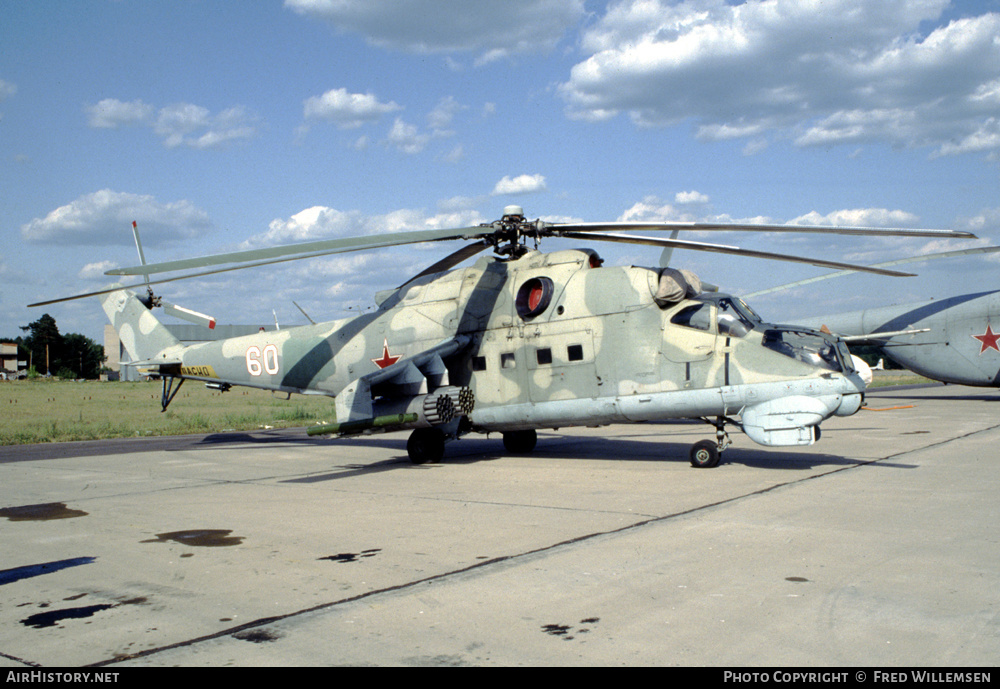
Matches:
[[743, 245, 1000, 298], [400, 239, 492, 287], [30, 237, 496, 308], [557, 231, 916, 277], [107, 226, 490, 277], [550, 221, 975, 239]]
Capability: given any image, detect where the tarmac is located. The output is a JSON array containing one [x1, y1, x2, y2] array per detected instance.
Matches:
[[0, 383, 998, 667]]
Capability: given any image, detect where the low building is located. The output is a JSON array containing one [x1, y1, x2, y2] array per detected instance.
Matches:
[[1, 342, 26, 380]]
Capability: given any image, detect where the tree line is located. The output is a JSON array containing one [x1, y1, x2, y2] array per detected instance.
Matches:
[[3, 313, 105, 379]]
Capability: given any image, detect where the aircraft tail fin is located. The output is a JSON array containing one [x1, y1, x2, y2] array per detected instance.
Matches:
[[100, 287, 182, 362]]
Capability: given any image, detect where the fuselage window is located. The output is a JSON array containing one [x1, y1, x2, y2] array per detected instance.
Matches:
[[472, 355, 487, 371], [501, 352, 516, 369], [536, 348, 553, 365], [671, 303, 713, 332], [567, 344, 584, 362]]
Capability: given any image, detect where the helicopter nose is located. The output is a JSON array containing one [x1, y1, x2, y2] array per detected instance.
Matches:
[[834, 391, 864, 416]]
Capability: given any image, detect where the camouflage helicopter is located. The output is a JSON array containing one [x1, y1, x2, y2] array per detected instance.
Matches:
[[31, 206, 974, 467]]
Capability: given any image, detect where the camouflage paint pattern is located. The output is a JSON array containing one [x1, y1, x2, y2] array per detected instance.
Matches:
[[101, 247, 866, 447]]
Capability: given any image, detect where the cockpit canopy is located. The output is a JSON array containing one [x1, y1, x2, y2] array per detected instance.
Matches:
[[761, 329, 855, 373], [670, 295, 762, 338], [670, 293, 856, 373]]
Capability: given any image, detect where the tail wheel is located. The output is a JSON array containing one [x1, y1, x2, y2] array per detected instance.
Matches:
[[689, 439, 720, 468], [407, 428, 446, 464], [502, 429, 537, 454]]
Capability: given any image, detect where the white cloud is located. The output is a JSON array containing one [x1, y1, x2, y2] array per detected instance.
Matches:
[[78, 260, 120, 280], [675, 190, 709, 205], [618, 196, 699, 223], [21, 190, 212, 245], [492, 174, 548, 196], [0, 78, 18, 101], [962, 206, 1000, 235], [386, 117, 431, 154], [427, 96, 463, 135], [383, 97, 467, 153], [0, 78, 14, 122], [252, 207, 366, 245], [155, 104, 257, 149], [285, 0, 585, 64], [87, 99, 258, 149], [789, 208, 921, 228], [303, 88, 401, 129], [85, 98, 154, 128], [559, 0, 1000, 158], [441, 144, 464, 163], [227, 204, 493, 320], [932, 117, 1000, 159], [245, 205, 487, 248], [742, 138, 769, 156]]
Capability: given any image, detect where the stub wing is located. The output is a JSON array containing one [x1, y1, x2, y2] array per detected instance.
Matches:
[[314, 335, 475, 437]]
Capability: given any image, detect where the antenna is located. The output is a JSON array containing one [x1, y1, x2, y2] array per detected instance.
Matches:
[[293, 301, 316, 325]]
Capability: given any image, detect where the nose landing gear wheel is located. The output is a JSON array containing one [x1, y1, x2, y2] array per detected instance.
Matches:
[[502, 429, 537, 454], [689, 439, 720, 468]]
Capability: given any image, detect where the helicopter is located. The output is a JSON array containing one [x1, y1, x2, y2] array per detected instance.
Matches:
[[745, 247, 1000, 388], [30, 206, 975, 467], [805, 292, 1000, 387]]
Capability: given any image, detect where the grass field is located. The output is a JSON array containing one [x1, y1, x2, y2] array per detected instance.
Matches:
[[0, 379, 336, 445]]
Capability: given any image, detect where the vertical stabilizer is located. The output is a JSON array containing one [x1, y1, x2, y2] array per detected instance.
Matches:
[[100, 287, 182, 362]]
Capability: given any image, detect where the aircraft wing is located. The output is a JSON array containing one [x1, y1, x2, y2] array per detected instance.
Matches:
[[334, 335, 472, 424], [120, 358, 183, 374]]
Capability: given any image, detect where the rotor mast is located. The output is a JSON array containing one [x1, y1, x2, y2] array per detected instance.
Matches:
[[484, 205, 547, 259]]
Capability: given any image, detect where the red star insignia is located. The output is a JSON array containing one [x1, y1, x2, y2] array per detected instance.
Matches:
[[371, 339, 402, 369], [972, 324, 1000, 354]]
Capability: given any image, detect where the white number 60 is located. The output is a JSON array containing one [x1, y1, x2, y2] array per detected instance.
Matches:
[[246, 344, 279, 376]]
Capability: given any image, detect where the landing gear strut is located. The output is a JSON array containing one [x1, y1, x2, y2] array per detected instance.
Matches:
[[689, 416, 734, 468], [159, 376, 184, 413]]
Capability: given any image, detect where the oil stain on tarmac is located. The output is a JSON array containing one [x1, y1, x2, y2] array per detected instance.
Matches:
[[0, 502, 88, 521], [141, 529, 244, 547], [319, 549, 381, 563], [542, 617, 601, 641], [19, 596, 149, 629]]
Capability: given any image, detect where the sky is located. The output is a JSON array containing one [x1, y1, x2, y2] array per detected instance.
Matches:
[[2, 0, 999, 345]]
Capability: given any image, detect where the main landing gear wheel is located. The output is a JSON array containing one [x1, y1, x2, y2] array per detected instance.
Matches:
[[502, 429, 537, 454], [689, 440, 720, 468], [407, 428, 446, 464]]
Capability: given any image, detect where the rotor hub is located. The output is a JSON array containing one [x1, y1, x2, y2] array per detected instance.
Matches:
[[484, 207, 548, 259]]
